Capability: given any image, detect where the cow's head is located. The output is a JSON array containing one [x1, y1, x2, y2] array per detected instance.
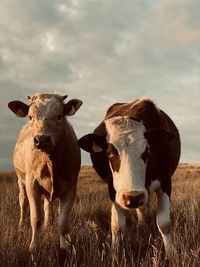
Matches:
[[8, 93, 82, 152], [78, 116, 173, 209]]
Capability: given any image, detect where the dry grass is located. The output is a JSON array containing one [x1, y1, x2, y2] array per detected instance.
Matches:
[[0, 164, 200, 267]]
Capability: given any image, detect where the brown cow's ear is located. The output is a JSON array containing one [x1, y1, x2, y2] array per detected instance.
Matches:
[[64, 99, 83, 116], [8, 101, 29, 118], [77, 134, 108, 153], [144, 128, 174, 147]]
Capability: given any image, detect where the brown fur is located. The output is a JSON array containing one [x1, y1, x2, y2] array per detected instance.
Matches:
[[78, 97, 181, 259], [8, 93, 82, 252], [92, 98, 180, 198]]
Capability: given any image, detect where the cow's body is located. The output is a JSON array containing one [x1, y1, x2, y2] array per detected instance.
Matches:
[[78, 98, 181, 258], [8, 93, 82, 252]]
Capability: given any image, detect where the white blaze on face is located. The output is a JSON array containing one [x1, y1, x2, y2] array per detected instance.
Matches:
[[105, 116, 148, 207], [28, 94, 65, 147]]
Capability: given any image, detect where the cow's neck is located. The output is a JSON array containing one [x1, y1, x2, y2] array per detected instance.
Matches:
[[34, 139, 68, 200], [52, 133, 68, 160], [49, 124, 72, 174]]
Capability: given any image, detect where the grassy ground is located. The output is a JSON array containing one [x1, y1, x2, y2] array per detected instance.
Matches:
[[0, 164, 200, 267]]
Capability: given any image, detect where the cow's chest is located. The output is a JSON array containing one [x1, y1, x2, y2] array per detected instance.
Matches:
[[32, 154, 54, 199], [34, 162, 73, 200], [36, 163, 53, 194]]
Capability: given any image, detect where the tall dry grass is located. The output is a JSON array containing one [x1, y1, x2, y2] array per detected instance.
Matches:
[[0, 165, 200, 267]]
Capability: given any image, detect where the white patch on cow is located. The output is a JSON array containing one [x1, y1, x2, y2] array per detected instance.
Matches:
[[111, 201, 126, 249], [105, 116, 148, 208], [149, 180, 161, 195], [29, 95, 63, 120], [156, 190, 176, 258], [156, 191, 170, 228]]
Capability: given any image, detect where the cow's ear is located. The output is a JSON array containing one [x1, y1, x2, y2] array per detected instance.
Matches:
[[8, 101, 29, 118], [64, 99, 83, 116], [144, 128, 174, 147], [78, 134, 108, 153]]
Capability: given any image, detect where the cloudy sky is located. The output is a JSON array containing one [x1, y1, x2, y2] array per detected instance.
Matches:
[[0, 0, 200, 171]]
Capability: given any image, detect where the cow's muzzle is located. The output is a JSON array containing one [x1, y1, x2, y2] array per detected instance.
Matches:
[[34, 135, 52, 150], [122, 191, 145, 209]]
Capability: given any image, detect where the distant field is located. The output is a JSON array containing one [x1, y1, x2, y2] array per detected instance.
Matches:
[[0, 164, 200, 267]]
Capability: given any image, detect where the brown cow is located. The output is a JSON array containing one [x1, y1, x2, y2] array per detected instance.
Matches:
[[8, 93, 82, 253], [78, 98, 181, 259]]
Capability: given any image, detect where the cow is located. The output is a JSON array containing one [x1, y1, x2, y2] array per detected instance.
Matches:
[[77, 98, 181, 259], [8, 93, 82, 254]]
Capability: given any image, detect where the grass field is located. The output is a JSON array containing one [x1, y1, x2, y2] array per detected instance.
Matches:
[[0, 164, 200, 267]]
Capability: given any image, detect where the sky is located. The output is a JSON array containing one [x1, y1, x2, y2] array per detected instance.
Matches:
[[0, 0, 200, 171]]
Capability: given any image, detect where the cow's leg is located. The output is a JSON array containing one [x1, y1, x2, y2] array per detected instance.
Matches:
[[111, 202, 126, 255], [18, 179, 28, 229], [26, 177, 42, 252], [43, 197, 51, 229], [156, 187, 176, 259], [135, 208, 144, 224], [58, 188, 76, 250]]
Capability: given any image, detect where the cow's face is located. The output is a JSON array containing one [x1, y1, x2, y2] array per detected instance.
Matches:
[[27, 95, 67, 151], [78, 116, 173, 210], [8, 93, 82, 152], [104, 116, 149, 209]]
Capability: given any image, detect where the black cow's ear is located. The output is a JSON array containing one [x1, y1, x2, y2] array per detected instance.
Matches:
[[64, 99, 83, 116], [77, 134, 107, 153], [144, 128, 174, 146], [8, 101, 29, 118]]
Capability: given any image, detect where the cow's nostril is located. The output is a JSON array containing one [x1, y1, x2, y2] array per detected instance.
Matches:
[[34, 136, 40, 146], [34, 135, 51, 149], [138, 199, 145, 206], [124, 198, 131, 207], [123, 192, 145, 209]]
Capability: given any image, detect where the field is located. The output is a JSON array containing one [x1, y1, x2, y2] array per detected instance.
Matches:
[[0, 164, 200, 267]]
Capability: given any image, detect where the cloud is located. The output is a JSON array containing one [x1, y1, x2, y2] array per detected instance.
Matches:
[[0, 0, 200, 170]]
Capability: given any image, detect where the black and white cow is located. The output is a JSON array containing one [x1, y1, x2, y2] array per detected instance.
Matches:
[[78, 98, 181, 258]]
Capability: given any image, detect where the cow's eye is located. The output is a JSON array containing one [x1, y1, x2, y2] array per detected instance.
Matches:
[[141, 146, 149, 163], [107, 151, 114, 158], [29, 116, 32, 120]]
